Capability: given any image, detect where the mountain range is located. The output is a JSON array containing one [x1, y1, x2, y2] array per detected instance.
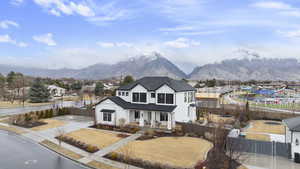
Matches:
[[1, 52, 300, 81]]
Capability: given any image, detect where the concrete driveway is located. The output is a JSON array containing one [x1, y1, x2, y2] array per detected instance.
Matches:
[[243, 153, 300, 169]]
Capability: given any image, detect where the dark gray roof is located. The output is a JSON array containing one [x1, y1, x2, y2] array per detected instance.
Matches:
[[118, 76, 195, 92], [100, 109, 115, 113], [283, 116, 300, 132], [97, 96, 177, 112]]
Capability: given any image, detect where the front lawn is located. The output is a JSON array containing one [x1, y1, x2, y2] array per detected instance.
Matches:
[[65, 128, 122, 149], [114, 137, 213, 168], [245, 120, 285, 135]]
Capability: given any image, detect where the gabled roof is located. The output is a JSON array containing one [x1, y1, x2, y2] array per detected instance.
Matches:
[[283, 116, 300, 132], [118, 76, 195, 92], [96, 96, 177, 112]]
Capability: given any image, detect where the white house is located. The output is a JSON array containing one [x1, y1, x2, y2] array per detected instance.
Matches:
[[283, 116, 300, 159], [95, 76, 197, 130], [48, 85, 66, 97]]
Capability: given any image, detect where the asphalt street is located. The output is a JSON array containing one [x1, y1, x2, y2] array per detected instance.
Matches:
[[0, 130, 89, 169]]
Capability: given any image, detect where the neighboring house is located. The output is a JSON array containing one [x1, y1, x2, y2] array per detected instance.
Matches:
[[48, 85, 66, 97], [283, 116, 300, 159], [95, 76, 197, 130], [81, 83, 96, 93]]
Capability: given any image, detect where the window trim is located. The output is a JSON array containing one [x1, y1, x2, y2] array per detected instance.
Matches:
[[132, 92, 147, 103], [157, 93, 174, 104], [151, 93, 156, 98], [103, 112, 112, 122]]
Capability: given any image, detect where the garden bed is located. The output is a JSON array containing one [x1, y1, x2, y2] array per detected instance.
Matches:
[[90, 124, 140, 134], [56, 135, 99, 153], [137, 129, 184, 140], [14, 121, 47, 128]]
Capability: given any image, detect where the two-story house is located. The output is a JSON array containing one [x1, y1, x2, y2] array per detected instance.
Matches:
[[94, 76, 197, 130]]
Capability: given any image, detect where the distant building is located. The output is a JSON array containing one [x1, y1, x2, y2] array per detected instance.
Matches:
[[48, 85, 66, 97]]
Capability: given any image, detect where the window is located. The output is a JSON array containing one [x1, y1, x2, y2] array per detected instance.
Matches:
[[157, 93, 174, 104], [132, 93, 139, 102], [160, 113, 168, 121], [158, 93, 165, 103], [103, 112, 112, 122], [134, 111, 140, 119], [166, 94, 174, 104], [184, 92, 187, 102], [296, 139, 299, 146], [151, 93, 156, 98], [132, 92, 147, 103], [118, 91, 121, 96], [126, 92, 129, 96], [122, 92, 125, 96]]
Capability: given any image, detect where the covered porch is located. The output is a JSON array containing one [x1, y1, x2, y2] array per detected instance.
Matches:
[[128, 110, 175, 130]]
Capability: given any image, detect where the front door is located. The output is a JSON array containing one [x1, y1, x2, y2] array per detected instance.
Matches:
[[134, 110, 140, 121], [148, 112, 152, 121]]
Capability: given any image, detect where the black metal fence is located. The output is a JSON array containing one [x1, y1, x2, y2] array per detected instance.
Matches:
[[228, 137, 291, 158]]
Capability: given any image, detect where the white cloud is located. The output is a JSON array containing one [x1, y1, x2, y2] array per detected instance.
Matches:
[[97, 41, 133, 48], [10, 0, 24, 6], [164, 38, 200, 48], [277, 29, 300, 38], [0, 20, 19, 29], [33, 33, 57, 46], [33, 0, 95, 17], [252, 1, 292, 10], [279, 10, 300, 17], [159, 26, 195, 32], [0, 34, 28, 47]]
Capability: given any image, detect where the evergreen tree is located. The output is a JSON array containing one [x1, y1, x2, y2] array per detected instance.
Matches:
[[95, 82, 104, 96], [121, 75, 134, 86], [29, 78, 51, 103]]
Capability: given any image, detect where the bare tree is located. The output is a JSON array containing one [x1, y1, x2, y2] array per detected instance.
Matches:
[[56, 127, 66, 147]]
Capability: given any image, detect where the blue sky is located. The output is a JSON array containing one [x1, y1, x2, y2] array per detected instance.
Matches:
[[1, 0, 300, 72]]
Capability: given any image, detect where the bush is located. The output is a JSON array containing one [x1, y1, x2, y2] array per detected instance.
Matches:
[[110, 152, 118, 160], [86, 144, 99, 153]]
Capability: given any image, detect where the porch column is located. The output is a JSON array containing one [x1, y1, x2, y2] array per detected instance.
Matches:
[[167, 112, 172, 130], [151, 111, 155, 128], [172, 113, 176, 128], [139, 111, 144, 127]]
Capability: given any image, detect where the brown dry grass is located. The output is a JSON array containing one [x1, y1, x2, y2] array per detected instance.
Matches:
[[0, 124, 26, 134], [31, 119, 66, 131], [65, 128, 122, 148], [115, 137, 213, 168], [87, 160, 119, 169], [245, 133, 270, 141], [41, 140, 83, 160], [245, 120, 285, 135], [208, 114, 235, 124], [0, 101, 51, 108], [237, 165, 249, 169]]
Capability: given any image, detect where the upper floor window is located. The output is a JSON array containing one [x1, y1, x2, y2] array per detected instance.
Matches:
[[118, 91, 121, 96], [126, 92, 129, 96], [157, 93, 174, 104], [132, 92, 147, 103], [151, 93, 156, 98], [122, 92, 125, 96]]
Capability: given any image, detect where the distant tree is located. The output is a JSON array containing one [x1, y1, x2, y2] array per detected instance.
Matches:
[[206, 79, 217, 87], [70, 81, 82, 92], [0, 73, 6, 100], [6, 72, 25, 103], [29, 78, 50, 103], [94, 82, 104, 96], [121, 75, 134, 86]]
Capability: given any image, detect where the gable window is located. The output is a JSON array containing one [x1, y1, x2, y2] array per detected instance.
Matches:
[[134, 111, 140, 119], [157, 93, 174, 104], [158, 93, 165, 104], [103, 112, 112, 122], [122, 92, 125, 96], [166, 94, 174, 104], [118, 91, 121, 96], [132, 92, 147, 103], [160, 112, 168, 121], [151, 93, 156, 98], [126, 92, 129, 96]]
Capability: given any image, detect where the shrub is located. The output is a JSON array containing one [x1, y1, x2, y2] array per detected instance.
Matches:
[[110, 152, 118, 160], [86, 144, 99, 153]]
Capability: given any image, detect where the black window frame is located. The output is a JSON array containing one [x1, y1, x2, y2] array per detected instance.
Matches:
[[166, 94, 174, 104], [103, 112, 112, 122], [160, 112, 168, 121], [134, 111, 140, 119], [118, 91, 121, 96], [151, 93, 156, 98], [125, 92, 129, 96], [132, 92, 147, 103]]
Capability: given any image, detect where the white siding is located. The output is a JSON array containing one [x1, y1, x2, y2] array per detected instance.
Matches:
[[155, 85, 175, 105], [291, 131, 300, 158], [131, 84, 148, 104], [95, 99, 129, 125], [174, 91, 196, 122]]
